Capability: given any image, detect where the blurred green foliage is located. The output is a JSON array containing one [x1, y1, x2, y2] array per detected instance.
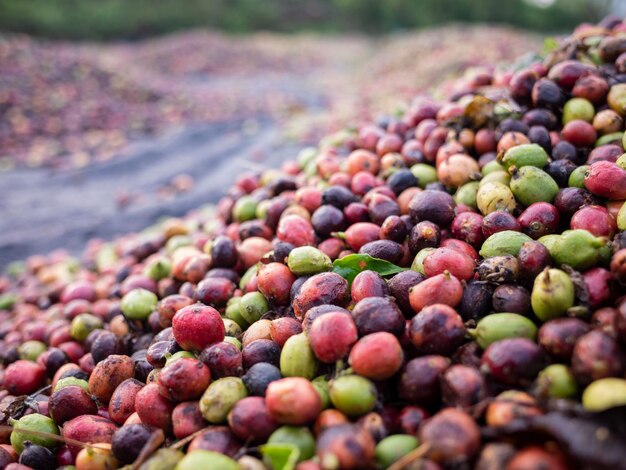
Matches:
[[0, 0, 613, 40]]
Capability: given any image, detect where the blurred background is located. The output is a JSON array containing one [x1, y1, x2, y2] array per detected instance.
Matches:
[[0, 0, 617, 39], [0, 0, 622, 266]]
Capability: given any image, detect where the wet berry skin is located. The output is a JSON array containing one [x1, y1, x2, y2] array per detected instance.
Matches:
[[481, 338, 546, 386]]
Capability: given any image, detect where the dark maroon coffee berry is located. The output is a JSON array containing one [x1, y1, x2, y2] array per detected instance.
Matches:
[[19, 443, 55, 470], [380, 215, 408, 243], [482, 211, 521, 238], [527, 125, 552, 153], [544, 159, 576, 187], [537, 318, 590, 361], [195, 277, 236, 309], [409, 190, 456, 227], [492, 284, 531, 315], [351, 297, 405, 337], [209, 235, 238, 268], [408, 221, 441, 253], [457, 280, 494, 321], [481, 338, 545, 386], [387, 169, 418, 195], [91, 331, 127, 364], [359, 239, 404, 264], [440, 364, 487, 408], [200, 341, 243, 378], [517, 202, 560, 239], [518, 241, 552, 285], [242, 339, 281, 370], [112, 424, 153, 464], [571, 330, 626, 386], [311, 205, 346, 238], [532, 78, 564, 110], [322, 185, 357, 209], [398, 355, 450, 405], [398, 406, 430, 435], [409, 304, 465, 356], [242, 362, 282, 396], [388, 271, 425, 317], [554, 187, 600, 217]]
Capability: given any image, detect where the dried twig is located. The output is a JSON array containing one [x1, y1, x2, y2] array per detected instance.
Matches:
[[0, 424, 110, 450], [169, 425, 211, 450], [388, 443, 431, 470], [131, 429, 165, 470]]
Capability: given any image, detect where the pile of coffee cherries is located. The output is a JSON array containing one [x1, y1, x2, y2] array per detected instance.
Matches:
[[2, 16, 626, 470]]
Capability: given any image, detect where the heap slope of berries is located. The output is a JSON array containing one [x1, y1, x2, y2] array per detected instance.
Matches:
[[4, 18, 626, 470]]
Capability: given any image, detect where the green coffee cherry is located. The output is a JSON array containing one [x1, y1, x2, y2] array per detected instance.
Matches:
[[618, 201, 626, 231], [481, 160, 506, 175], [595, 131, 623, 147], [568, 165, 588, 188], [498, 143, 549, 169], [255, 199, 271, 220], [582, 378, 626, 411], [200, 377, 248, 423], [472, 313, 538, 349], [562, 97, 595, 123], [510, 166, 559, 206], [18, 340, 47, 361], [165, 351, 195, 365], [454, 181, 480, 208], [411, 247, 436, 274], [312, 375, 331, 409], [240, 291, 270, 324], [223, 318, 243, 337], [225, 297, 250, 329], [375, 434, 419, 469], [143, 256, 172, 281], [165, 235, 192, 254], [280, 333, 319, 380], [0, 292, 18, 310], [70, 313, 103, 342], [95, 244, 118, 272], [54, 377, 90, 393], [298, 147, 317, 169], [479, 231, 533, 258], [538, 234, 560, 253], [535, 364, 578, 398], [175, 450, 239, 470], [120, 288, 158, 320], [549, 229, 606, 271], [139, 448, 184, 470], [268, 426, 316, 462], [329, 375, 377, 417], [411, 163, 438, 188], [223, 336, 242, 350], [239, 264, 259, 290], [617, 153, 626, 170], [476, 182, 516, 215], [238, 456, 266, 470], [287, 246, 332, 276], [478, 171, 511, 187], [232, 196, 258, 222], [531, 268, 575, 321], [10, 413, 60, 454]]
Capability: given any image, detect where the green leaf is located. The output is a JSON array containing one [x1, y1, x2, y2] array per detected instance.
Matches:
[[332, 254, 406, 285], [260, 443, 300, 470], [0, 293, 18, 310]]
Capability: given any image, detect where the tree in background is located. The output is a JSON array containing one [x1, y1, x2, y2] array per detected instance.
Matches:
[[0, 0, 614, 40]]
